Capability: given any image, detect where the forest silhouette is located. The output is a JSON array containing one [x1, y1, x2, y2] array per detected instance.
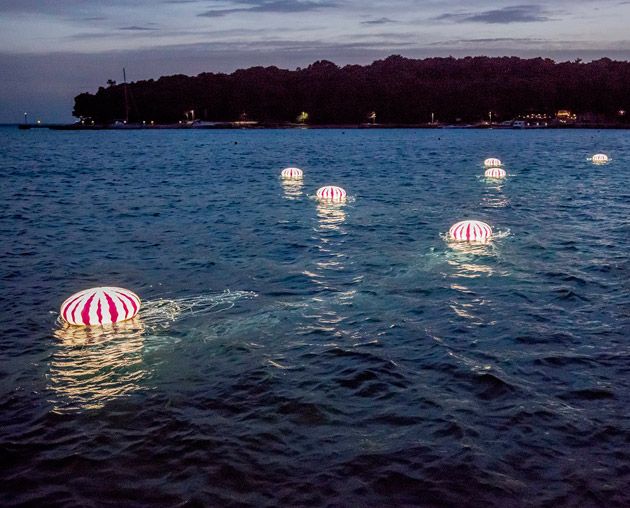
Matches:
[[73, 55, 630, 125]]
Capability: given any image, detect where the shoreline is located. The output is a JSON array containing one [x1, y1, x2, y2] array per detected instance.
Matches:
[[17, 122, 630, 131]]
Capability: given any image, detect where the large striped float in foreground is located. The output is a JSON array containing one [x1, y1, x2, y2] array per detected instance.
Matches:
[[591, 153, 609, 164], [484, 167, 507, 178], [281, 167, 304, 179], [448, 220, 493, 243], [484, 158, 502, 167], [60, 287, 141, 326], [316, 185, 347, 203]]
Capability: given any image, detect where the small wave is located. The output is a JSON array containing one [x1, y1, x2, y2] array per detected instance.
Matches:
[[53, 290, 257, 336], [558, 388, 615, 401], [139, 290, 257, 328], [552, 287, 590, 302]]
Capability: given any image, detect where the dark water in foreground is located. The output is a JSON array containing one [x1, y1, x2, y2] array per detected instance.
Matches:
[[1, 127, 629, 507]]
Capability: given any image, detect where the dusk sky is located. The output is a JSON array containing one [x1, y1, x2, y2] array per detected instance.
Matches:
[[1, 0, 629, 122]]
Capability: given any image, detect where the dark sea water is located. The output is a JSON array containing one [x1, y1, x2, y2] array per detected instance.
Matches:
[[1, 126, 629, 507]]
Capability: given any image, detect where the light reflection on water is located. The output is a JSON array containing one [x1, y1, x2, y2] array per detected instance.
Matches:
[[444, 241, 500, 326], [48, 291, 256, 412], [481, 179, 510, 208], [49, 320, 146, 412], [281, 179, 304, 200], [316, 202, 346, 232], [301, 201, 357, 338]]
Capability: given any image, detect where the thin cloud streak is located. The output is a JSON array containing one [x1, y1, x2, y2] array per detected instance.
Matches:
[[360, 17, 397, 25], [436, 5, 553, 24], [198, 0, 338, 17], [119, 26, 160, 31]]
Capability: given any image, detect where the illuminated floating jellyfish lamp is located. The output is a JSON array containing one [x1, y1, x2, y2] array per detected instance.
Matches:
[[591, 153, 609, 164], [316, 185, 347, 203], [281, 167, 304, 180], [449, 220, 493, 243], [484, 158, 502, 167], [60, 287, 141, 326], [484, 167, 507, 178]]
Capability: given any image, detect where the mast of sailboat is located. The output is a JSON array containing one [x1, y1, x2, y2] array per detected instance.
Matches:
[[123, 68, 129, 123]]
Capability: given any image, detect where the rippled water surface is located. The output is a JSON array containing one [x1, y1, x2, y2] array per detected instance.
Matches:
[[1, 127, 629, 507]]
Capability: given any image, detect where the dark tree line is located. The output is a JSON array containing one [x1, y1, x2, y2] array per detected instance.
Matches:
[[73, 55, 630, 124]]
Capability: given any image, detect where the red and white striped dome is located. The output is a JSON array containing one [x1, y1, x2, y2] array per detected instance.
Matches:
[[484, 158, 502, 167], [281, 167, 304, 179], [60, 287, 141, 326], [484, 167, 507, 178], [316, 185, 347, 202], [591, 153, 609, 164], [448, 220, 493, 242]]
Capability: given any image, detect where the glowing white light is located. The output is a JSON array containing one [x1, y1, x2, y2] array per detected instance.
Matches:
[[316, 186, 347, 202], [484, 158, 502, 167], [280, 167, 304, 180], [448, 220, 493, 243], [484, 167, 506, 179]]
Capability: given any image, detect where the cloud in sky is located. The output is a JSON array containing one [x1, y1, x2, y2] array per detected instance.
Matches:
[[118, 25, 159, 31], [436, 5, 552, 24], [198, 0, 338, 17], [361, 17, 397, 25]]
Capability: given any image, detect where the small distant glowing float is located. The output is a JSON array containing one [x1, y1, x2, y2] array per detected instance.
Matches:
[[280, 167, 304, 180], [316, 185, 347, 203], [449, 220, 493, 243], [484, 167, 507, 179], [60, 287, 141, 326], [484, 158, 502, 167], [591, 153, 609, 164]]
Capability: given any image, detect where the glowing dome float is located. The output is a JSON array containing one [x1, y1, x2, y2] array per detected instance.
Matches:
[[484, 167, 507, 178], [281, 167, 304, 180], [484, 158, 502, 167], [60, 287, 141, 326], [449, 220, 493, 243], [316, 185, 347, 203], [591, 153, 609, 164]]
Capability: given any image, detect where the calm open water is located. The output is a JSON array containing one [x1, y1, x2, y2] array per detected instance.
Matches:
[[1, 127, 629, 507]]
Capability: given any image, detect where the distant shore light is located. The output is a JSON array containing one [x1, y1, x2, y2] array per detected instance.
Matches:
[[449, 220, 493, 243]]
